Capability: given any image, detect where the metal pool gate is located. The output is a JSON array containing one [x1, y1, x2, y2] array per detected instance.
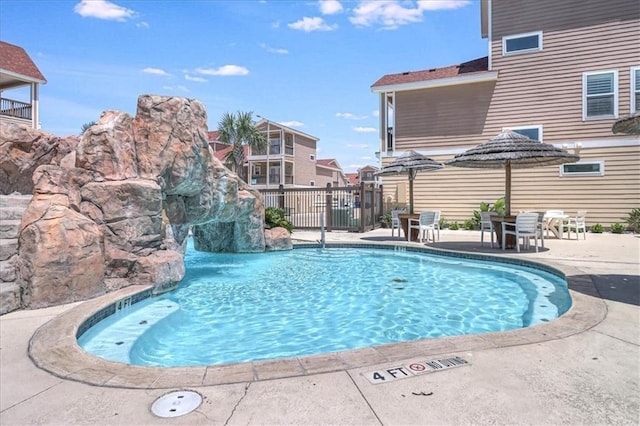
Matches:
[[259, 183, 384, 232]]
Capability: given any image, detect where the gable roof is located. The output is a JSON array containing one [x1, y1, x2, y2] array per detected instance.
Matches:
[[208, 130, 220, 141], [316, 158, 342, 171], [0, 41, 47, 87], [371, 57, 495, 92], [345, 173, 359, 185], [212, 145, 249, 164]]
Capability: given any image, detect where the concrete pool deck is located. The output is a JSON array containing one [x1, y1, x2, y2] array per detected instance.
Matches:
[[1, 229, 639, 424]]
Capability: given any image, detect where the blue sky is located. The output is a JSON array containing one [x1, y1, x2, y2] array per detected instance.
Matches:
[[1, 0, 487, 172]]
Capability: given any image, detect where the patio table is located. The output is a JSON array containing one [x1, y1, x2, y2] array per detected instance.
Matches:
[[492, 215, 518, 249], [544, 212, 568, 239], [398, 213, 420, 241]]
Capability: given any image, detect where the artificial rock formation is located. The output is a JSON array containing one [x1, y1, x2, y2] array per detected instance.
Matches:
[[0, 94, 286, 312]]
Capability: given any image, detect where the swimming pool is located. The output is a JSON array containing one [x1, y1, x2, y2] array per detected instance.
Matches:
[[78, 243, 571, 367]]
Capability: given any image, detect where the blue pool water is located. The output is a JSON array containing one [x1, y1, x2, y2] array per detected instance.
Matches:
[[78, 244, 571, 367]]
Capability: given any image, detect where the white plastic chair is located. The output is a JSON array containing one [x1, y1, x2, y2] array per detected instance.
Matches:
[[391, 209, 403, 240], [408, 211, 437, 243], [480, 211, 498, 247], [566, 211, 587, 240], [433, 210, 441, 241], [502, 212, 541, 252]]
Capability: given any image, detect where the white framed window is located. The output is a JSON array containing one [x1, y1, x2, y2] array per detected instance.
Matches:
[[504, 125, 543, 142], [309, 180, 315, 186], [309, 154, 315, 161], [560, 161, 605, 177], [252, 165, 261, 175], [583, 70, 618, 120], [502, 31, 543, 56], [632, 66, 640, 113]]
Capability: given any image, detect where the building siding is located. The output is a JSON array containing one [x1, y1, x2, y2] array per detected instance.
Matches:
[[379, 0, 640, 228]]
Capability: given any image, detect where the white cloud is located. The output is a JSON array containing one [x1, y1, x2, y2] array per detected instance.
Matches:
[[279, 120, 304, 127], [73, 0, 135, 21], [348, 163, 365, 169], [288, 17, 337, 32], [361, 156, 373, 160], [336, 112, 367, 120], [347, 143, 369, 148], [196, 65, 249, 76], [353, 126, 377, 133], [319, 0, 343, 15], [272, 21, 281, 29], [142, 67, 169, 76], [136, 21, 149, 29], [260, 43, 289, 55], [162, 85, 190, 93], [185, 74, 207, 83], [350, 0, 470, 29], [372, 110, 380, 117]]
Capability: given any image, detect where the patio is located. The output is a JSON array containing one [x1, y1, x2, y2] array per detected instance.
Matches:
[[1, 229, 638, 424]]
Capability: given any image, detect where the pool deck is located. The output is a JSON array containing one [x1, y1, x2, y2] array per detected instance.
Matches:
[[1, 229, 639, 424]]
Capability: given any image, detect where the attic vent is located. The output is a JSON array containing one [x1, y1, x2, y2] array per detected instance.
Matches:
[[402, 72, 410, 75], [428, 68, 436, 72]]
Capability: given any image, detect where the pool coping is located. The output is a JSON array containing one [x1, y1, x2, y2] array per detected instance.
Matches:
[[28, 241, 607, 389]]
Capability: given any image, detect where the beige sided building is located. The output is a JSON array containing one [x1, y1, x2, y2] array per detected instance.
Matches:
[[371, 0, 640, 227]]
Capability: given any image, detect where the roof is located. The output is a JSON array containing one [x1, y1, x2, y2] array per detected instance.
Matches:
[[316, 158, 342, 171], [208, 130, 220, 141], [212, 145, 249, 163], [345, 173, 359, 185], [255, 119, 319, 142], [0, 41, 47, 85], [371, 57, 493, 92]]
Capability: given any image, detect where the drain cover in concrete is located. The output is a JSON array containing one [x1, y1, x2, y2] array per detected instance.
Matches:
[[151, 390, 202, 418]]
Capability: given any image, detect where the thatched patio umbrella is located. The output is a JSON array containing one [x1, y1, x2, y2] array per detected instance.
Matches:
[[612, 112, 640, 135], [446, 130, 579, 216], [376, 150, 444, 214]]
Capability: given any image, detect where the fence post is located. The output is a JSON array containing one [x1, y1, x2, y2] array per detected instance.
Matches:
[[325, 183, 333, 232], [359, 182, 366, 232], [278, 184, 285, 210]]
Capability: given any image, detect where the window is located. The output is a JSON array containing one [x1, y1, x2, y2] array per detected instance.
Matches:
[[309, 180, 315, 186], [502, 31, 542, 55], [309, 154, 316, 161], [583, 70, 618, 120], [505, 125, 543, 142], [632, 67, 640, 113], [560, 161, 605, 176], [252, 165, 261, 175]]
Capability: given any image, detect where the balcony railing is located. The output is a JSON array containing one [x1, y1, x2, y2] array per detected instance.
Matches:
[[0, 97, 32, 120], [251, 175, 294, 185]]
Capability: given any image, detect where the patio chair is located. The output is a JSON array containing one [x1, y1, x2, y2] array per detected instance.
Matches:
[[408, 211, 437, 243], [502, 212, 541, 252], [433, 210, 442, 241], [391, 209, 403, 240], [566, 210, 587, 240], [480, 211, 498, 247]]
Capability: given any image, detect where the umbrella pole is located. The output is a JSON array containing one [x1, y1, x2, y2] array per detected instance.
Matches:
[[408, 169, 415, 214], [505, 160, 511, 216]]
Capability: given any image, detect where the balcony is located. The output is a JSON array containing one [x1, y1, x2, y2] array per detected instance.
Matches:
[[251, 175, 294, 186], [0, 97, 32, 121]]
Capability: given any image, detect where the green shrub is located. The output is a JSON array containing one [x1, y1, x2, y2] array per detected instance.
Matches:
[[449, 221, 460, 230], [472, 197, 505, 228], [265, 207, 293, 233], [463, 219, 475, 230], [380, 211, 392, 228], [590, 223, 604, 233], [439, 217, 448, 229], [610, 223, 626, 234], [625, 208, 640, 233]]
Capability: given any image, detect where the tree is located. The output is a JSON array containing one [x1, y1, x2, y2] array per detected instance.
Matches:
[[80, 121, 97, 135], [217, 111, 266, 183]]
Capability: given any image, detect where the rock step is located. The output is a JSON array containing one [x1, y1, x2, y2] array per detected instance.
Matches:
[[0, 195, 32, 210], [0, 207, 27, 221], [0, 220, 21, 239], [0, 282, 22, 315], [0, 239, 18, 262]]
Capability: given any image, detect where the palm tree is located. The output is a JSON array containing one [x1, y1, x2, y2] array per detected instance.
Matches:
[[217, 111, 266, 183], [80, 121, 97, 135]]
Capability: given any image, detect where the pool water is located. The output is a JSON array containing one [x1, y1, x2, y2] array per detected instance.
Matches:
[[78, 244, 571, 367]]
